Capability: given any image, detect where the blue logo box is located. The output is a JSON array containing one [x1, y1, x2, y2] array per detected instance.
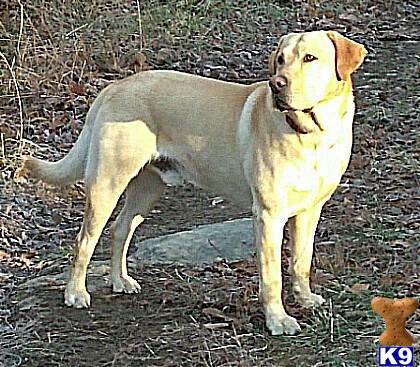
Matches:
[[378, 346, 414, 366]]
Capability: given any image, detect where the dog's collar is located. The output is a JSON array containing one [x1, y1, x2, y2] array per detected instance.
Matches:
[[285, 114, 310, 134], [271, 95, 321, 134], [284, 110, 323, 134]]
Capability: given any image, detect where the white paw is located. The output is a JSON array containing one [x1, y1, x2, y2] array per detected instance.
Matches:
[[266, 312, 301, 336], [64, 287, 91, 308], [295, 292, 326, 308], [112, 275, 141, 294]]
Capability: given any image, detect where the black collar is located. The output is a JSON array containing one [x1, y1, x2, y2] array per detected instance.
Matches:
[[285, 110, 323, 134], [285, 114, 310, 134]]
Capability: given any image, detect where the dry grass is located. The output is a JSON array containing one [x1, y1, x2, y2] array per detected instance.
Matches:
[[1, 1, 419, 366]]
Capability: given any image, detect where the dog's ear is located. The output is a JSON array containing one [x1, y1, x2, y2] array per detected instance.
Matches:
[[327, 31, 367, 81], [269, 35, 288, 76], [268, 50, 278, 76]]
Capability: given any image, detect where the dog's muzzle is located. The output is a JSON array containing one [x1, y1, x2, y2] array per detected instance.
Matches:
[[269, 81, 313, 114]]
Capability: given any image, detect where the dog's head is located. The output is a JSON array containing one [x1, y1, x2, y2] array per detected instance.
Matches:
[[269, 31, 367, 112]]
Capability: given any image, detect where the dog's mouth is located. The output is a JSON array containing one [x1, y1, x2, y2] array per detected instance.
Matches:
[[271, 93, 313, 114], [269, 80, 293, 112]]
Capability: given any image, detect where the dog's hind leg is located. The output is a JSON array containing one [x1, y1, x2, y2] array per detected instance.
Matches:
[[64, 120, 157, 308], [110, 167, 165, 293]]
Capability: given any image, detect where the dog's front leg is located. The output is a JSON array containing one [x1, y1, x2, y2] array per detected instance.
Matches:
[[288, 205, 326, 308], [254, 208, 301, 335]]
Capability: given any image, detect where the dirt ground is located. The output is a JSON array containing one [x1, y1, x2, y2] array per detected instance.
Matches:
[[1, 1, 419, 366]]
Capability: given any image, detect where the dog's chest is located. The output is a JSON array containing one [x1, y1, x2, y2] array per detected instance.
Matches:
[[315, 140, 350, 192], [271, 131, 352, 213], [297, 133, 351, 199]]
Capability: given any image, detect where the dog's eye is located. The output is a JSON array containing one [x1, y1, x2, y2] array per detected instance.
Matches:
[[303, 54, 317, 63], [277, 54, 284, 64]]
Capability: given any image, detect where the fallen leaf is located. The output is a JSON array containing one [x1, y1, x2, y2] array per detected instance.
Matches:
[[0, 250, 10, 259], [69, 83, 87, 96], [349, 283, 370, 295], [202, 307, 234, 322]]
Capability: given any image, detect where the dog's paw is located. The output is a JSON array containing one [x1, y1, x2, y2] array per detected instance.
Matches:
[[112, 275, 141, 294], [266, 312, 301, 336], [64, 288, 91, 308], [295, 292, 326, 308]]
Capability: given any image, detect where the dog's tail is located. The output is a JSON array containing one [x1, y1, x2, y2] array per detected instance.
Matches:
[[20, 92, 104, 186], [22, 128, 91, 186]]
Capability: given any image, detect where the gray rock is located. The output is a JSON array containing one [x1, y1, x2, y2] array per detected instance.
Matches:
[[132, 218, 254, 265]]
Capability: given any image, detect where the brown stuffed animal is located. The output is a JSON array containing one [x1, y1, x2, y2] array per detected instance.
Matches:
[[371, 296, 418, 346]]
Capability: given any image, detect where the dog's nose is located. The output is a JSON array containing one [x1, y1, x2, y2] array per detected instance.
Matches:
[[271, 75, 287, 89]]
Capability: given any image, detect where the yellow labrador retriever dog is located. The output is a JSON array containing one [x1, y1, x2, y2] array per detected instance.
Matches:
[[21, 31, 366, 335]]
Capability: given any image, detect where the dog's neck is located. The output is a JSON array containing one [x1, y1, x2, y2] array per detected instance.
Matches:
[[282, 81, 353, 135], [284, 110, 319, 134]]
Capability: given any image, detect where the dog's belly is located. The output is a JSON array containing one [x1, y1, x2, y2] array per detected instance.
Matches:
[[150, 157, 253, 208]]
